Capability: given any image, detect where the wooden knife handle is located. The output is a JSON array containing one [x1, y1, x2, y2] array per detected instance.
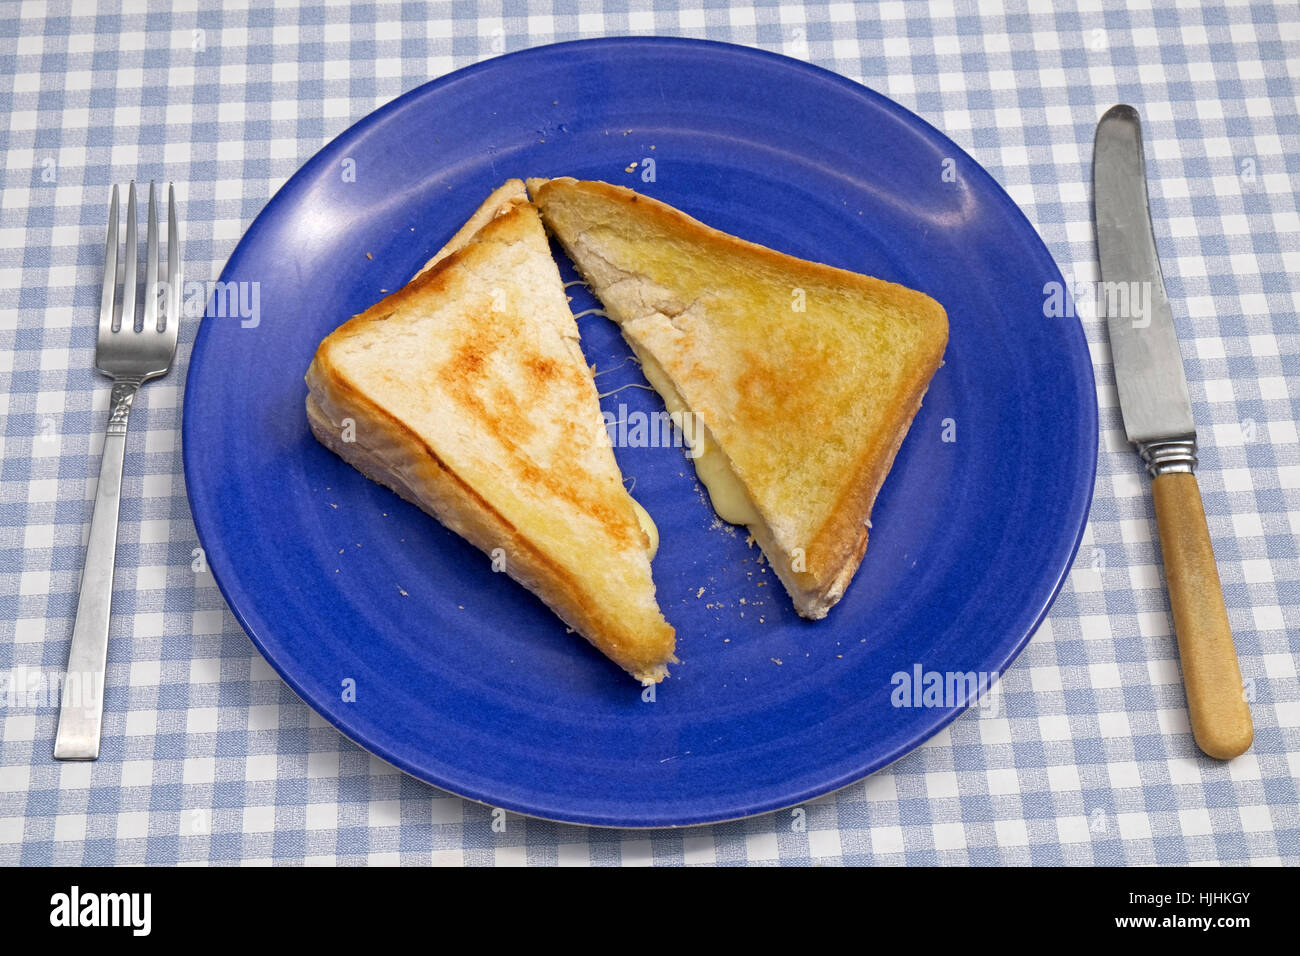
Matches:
[[1151, 472, 1253, 759]]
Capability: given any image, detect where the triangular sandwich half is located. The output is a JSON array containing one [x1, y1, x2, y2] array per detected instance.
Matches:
[[528, 177, 948, 620], [305, 180, 677, 682]]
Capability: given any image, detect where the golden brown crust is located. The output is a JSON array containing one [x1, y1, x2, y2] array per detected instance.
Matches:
[[413, 178, 529, 278], [530, 177, 948, 619], [532, 177, 949, 320], [318, 198, 530, 353], [306, 359, 675, 681], [306, 190, 676, 681], [802, 360, 937, 614]]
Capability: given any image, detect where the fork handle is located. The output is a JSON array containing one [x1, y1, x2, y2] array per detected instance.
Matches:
[[54, 378, 140, 760]]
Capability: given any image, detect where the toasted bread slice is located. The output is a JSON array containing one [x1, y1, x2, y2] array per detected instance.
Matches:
[[528, 177, 948, 619], [306, 181, 676, 681]]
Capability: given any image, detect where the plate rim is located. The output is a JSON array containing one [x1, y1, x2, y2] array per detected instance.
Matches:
[[181, 36, 1099, 828]]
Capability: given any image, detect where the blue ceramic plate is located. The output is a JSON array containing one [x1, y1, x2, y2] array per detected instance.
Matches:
[[183, 38, 1096, 827]]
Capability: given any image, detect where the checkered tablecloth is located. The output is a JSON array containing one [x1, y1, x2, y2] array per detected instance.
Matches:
[[1, 0, 1296, 866]]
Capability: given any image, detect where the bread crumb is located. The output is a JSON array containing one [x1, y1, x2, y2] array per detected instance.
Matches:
[[709, 516, 739, 537], [771, 658, 783, 666], [696, 587, 705, 598], [365, 252, 373, 260], [398, 588, 408, 597], [330, 503, 337, 509]]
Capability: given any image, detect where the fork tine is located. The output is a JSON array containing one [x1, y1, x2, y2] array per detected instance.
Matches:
[[166, 182, 180, 334], [143, 181, 159, 332], [99, 185, 119, 337], [119, 181, 138, 332]]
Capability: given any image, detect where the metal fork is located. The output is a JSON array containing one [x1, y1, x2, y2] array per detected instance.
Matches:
[[54, 181, 181, 760]]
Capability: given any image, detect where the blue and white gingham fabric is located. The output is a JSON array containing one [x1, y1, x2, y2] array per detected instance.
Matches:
[[1, 0, 1296, 866]]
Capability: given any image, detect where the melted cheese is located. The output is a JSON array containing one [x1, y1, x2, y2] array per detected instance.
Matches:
[[634, 347, 763, 528], [629, 497, 659, 560]]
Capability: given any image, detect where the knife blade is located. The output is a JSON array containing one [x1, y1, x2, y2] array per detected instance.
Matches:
[[1092, 104, 1253, 760], [1093, 103, 1197, 452]]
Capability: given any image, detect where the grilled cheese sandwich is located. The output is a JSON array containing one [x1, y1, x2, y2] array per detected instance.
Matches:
[[529, 176, 948, 619], [306, 180, 677, 681]]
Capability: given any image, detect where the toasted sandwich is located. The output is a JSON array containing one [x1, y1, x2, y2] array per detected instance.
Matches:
[[305, 180, 677, 682], [528, 177, 948, 619]]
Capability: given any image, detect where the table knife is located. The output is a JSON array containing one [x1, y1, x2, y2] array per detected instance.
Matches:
[[1092, 104, 1252, 759]]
